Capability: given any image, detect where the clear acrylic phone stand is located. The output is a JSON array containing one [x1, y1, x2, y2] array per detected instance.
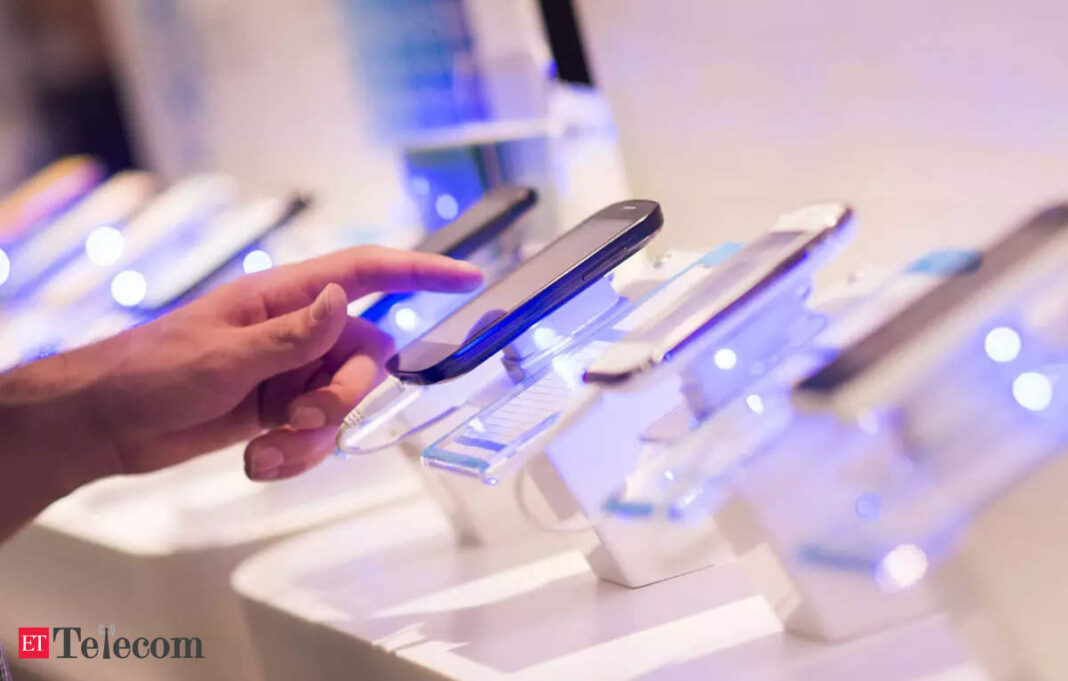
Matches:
[[707, 247, 1068, 644], [539, 251, 839, 587], [335, 249, 714, 547]]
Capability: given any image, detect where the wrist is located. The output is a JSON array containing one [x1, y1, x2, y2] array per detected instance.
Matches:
[[0, 353, 121, 500]]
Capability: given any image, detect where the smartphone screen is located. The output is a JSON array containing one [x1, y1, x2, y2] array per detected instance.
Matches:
[[389, 202, 660, 381], [799, 205, 1068, 394]]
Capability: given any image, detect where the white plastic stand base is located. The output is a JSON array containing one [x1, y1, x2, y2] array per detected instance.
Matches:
[[934, 451, 1068, 681], [364, 251, 698, 555], [231, 497, 980, 681], [714, 429, 939, 642], [0, 444, 418, 681], [541, 382, 733, 588]]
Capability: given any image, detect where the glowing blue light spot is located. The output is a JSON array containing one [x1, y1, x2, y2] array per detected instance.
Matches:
[[1013, 372, 1053, 412], [111, 270, 147, 307], [875, 544, 928, 592], [393, 306, 421, 332], [469, 418, 486, 433], [435, 194, 459, 220], [663, 469, 676, 482], [85, 226, 125, 266], [854, 493, 881, 520], [674, 487, 701, 510], [532, 325, 560, 350], [857, 409, 880, 434], [485, 477, 499, 487], [552, 355, 583, 390], [410, 176, 430, 196], [713, 348, 737, 370], [0, 248, 9, 287], [984, 326, 1021, 363], [745, 394, 765, 414], [242, 249, 273, 274]]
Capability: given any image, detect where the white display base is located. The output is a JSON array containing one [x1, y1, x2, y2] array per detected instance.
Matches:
[[386, 253, 688, 556], [0, 444, 419, 681], [935, 451, 1068, 681], [232, 497, 982, 681]]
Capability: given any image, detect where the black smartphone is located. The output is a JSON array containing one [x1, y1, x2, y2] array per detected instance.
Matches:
[[797, 204, 1068, 406], [360, 186, 537, 323], [387, 200, 664, 384]]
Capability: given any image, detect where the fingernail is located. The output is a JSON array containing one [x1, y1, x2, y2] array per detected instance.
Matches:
[[289, 406, 326, 430], [249, 446, 285, 476], [456, 261, 482, 276], [309, 286, 334, 323]]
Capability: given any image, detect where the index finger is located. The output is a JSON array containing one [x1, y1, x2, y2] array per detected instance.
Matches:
[[248, 245, 483, 316]]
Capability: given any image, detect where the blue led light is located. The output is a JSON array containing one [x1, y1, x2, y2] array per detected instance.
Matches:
[[111, 270, 147, 307], [1013, 372, 1053, 412], [854, 493, 881, 520], [532, 325, 560, 351], [410, 176, 430, 196], [242, 249, 273, 274], [0, 248, 9, 287], [874, 544, 928, 592], [85, 226, 125, 266], [984, 326, 1021, 363], [392, 305, 421, 332], [435, 193, 459, 220], [713, 348, 737, 370], [745, 394, 765, 414]]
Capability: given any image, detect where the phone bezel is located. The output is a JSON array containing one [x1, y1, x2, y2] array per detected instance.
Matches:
[[387, 200, 663, 384]]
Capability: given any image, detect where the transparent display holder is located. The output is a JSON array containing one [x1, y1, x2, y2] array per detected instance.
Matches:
[[594, 256, 938, 527], [422, 295, 620, 479], [331, 251, 692, 550], [535, 221, 859, 587], [702, 246, 1068, 644], [335, 249, 716, 547], [863, 275, 1068, 679], [580, 250, 981, 591]]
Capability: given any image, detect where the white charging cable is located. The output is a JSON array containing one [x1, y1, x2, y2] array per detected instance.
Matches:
[[335, 377, 445, 456], [512, 462, 602, 534]]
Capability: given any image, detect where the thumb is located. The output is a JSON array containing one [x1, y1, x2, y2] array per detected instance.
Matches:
[[239, 283, 348, 382]]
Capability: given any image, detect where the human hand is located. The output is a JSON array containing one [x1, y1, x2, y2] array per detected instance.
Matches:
[[3, 246, 481, 492]]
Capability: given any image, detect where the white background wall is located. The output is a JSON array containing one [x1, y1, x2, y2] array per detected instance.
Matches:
[[575, 0, 1068, 280], [98, 0, 407, 229]]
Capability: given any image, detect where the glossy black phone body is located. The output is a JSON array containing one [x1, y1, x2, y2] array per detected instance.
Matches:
[[360, 186, 536, 323], [387, 200, 663, 384]]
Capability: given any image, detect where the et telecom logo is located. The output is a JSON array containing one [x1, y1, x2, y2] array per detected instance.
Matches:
[[17, 628, 48, 659], [18, 624, 203, 660]]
